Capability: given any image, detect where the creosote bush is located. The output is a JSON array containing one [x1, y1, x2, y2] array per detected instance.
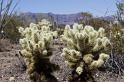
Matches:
[[105, 25, 124, 74], [18, 19, 58, 82], [61, 23, 110, 82], [110, 26, 124, 54]]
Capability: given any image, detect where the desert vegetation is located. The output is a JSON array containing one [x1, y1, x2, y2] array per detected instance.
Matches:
[[1, 0, 124, 82]]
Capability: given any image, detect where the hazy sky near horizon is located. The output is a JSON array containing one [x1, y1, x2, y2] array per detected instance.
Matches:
[[15, 0, 117, 16]]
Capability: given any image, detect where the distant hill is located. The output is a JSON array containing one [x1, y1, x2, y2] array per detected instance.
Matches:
[[19, 12, 115, 26], [98, 16, 115, 22], [49, 13, 81, 25]]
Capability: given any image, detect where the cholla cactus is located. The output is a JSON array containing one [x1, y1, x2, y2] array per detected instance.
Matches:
[[18, 19, 58, 82], [61, 23, 110, 82]]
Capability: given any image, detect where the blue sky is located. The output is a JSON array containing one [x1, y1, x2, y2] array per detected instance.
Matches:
[[15, 0, 117, 16]]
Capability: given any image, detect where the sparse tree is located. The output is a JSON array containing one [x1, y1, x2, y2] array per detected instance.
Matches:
[[0, 0, 20, 38], [77, 12, 93, 25], [115, 0, 124, 27]]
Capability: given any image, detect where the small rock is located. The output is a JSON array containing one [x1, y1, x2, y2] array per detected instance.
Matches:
[[9, 77, 15, 81]]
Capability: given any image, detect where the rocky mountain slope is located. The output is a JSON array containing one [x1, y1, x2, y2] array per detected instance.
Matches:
[[19, 12, 114, 25]]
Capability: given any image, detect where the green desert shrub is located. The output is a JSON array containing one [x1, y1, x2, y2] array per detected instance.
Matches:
[[3, 15, 23, 43], [61, 23, 110, 82], [18, 19, 58, 82], [109, 26, 124, 54], [102, 24, 124, 75]]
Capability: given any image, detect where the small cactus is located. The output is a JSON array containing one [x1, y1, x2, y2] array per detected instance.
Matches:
[[18, 19, 58, 82], [61, 23, 110, 82]]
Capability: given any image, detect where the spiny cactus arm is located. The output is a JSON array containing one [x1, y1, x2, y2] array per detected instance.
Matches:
[[73, 23, 83, 31], [30, 23, 38, 30], [93, 37, 110, 52], [21, 49, 32, 58], [92, 38, 103, 52], [98, 27, 105, 37], [61, 48, 82, 67], [88, 30, 98, 44], [62, 48, 81, 63], [89, 59, 104, 70], [99, 53, 110, 61], [38, 19, 52, 27], [89, 53, 109, 70], [76, 62, 84, 75], [83, 54, 94, 65], [83, 25, 94, 34], [101, 37, 111, 48], [18, 27, 24, 35]]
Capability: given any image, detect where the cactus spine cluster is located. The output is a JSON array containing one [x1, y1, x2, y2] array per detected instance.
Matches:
[[18, 19, 58, 82], [61, 23, 110, 82]]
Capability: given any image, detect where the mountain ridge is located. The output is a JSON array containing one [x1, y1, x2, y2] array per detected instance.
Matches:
[[19, 12, 114, 25]]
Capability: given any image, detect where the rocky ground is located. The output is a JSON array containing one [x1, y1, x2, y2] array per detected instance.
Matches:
[[0, 40, 124, 82], [0, 50, 30, 82]]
